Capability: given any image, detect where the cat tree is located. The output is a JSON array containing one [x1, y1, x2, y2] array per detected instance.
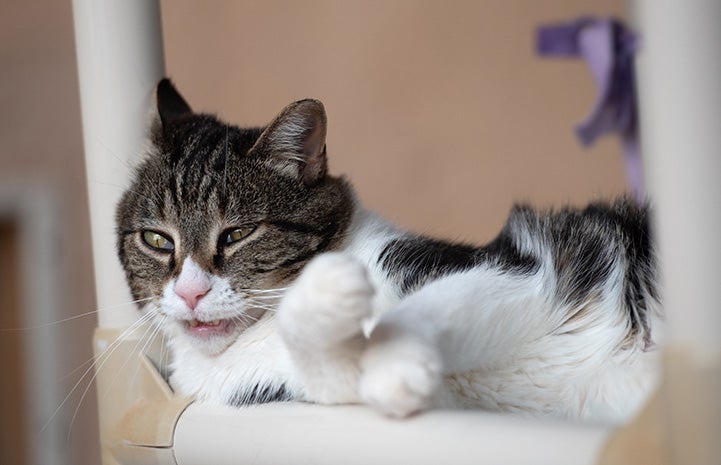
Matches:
[[73, 1, 721, 464]]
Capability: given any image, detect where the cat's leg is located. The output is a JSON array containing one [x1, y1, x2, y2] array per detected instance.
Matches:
[[358, 315, 444, 417], [359, 266, 551, 417], [277, 252, 374, 404]]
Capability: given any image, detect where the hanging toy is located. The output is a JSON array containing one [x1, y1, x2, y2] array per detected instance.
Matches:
[[537, 17, 643, 201]]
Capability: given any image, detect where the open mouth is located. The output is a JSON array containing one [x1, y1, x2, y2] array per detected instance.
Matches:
[[185, 318, 232, 336]]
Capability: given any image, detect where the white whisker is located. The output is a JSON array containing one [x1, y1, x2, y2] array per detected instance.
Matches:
[[158, 327, 169, 379], [231, 315, 250, 330], [231, 310, 265, 329], [244, 287, 290, 293], [43, 311, 154, 433], [223, 124, 229, 197], [246, 303, 278, 312], [67, 311, 161, 442], [246, 294, 284, 301], [92, 180, 152, 203], [57, 356, 96, 384], [0, 297, 154, 332], [126, 315, 166, 392], [246, 301, 281, 308], [66, 313, 161, 444], [241, 313, 260, 323]]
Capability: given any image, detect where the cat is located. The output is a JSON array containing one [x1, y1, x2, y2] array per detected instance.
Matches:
[[116, 78, 661, 423]]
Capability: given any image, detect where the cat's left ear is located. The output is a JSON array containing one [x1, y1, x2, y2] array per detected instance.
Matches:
[[249, 99, 328, 186], [155, 78, 192, 127]]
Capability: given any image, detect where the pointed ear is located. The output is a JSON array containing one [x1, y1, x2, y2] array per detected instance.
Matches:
[[250, 99, 328, 186], [156, 78, 192, 127]]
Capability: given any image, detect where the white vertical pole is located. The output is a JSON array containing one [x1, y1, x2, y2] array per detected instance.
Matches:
[[633, 0, 721, 371], [73, 0, 165, 328], [633, 1, 721, 463]]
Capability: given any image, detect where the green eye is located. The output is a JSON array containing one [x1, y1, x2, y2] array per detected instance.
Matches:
[[223, 226, 255, 245], [142, 230, 175, 251]]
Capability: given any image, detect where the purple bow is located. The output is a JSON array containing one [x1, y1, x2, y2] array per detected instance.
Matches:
[[537, 18, 643, 200]]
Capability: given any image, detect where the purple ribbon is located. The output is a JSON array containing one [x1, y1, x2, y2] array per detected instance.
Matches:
[[537, 18, 643, 200]]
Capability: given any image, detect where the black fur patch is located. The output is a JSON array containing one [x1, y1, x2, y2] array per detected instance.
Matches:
[[513, 200, 658, 345], [228, 383, 294, 407], [379, 228, 538, 295], [379, 238, 477, 294], [478, 229, 539, 275]]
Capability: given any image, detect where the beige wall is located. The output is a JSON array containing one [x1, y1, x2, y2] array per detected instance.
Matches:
[[163, 0, 628, 243], [1, 1, 627, 464]]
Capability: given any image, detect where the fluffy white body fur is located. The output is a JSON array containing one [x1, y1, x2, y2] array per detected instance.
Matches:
[[163, 205, 659, 424]]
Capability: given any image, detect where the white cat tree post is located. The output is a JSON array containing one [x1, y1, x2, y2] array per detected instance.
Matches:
[[73, 0, 164, 329], [73, 0, 720, 464], [628, 1, 721, 463]]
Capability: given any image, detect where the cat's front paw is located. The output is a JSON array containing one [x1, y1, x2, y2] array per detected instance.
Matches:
[[359, 326, 442, 418], [278, 252, 374, 350]]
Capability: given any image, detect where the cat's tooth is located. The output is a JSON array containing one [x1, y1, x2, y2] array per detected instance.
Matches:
[[189, 320, 198, 327], [211, 320, 220, 326]]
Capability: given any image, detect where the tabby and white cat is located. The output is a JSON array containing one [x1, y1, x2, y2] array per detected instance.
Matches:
[[116, 79, 660, 423]]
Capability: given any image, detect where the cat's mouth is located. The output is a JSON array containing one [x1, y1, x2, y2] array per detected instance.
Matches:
[[184, 318, 232, 336]]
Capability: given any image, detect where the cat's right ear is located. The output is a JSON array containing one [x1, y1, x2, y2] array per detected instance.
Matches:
[[249, 99, 328, 186], [155, 78, 192, 127]]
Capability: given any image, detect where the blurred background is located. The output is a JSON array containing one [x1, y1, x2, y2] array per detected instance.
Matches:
[[1, 1, 628, 464]]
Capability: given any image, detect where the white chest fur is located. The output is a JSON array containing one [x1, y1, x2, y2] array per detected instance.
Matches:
[[168, 314, 300, 404]]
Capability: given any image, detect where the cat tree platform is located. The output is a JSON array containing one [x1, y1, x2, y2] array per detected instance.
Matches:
[[93, 327, 617, 465]]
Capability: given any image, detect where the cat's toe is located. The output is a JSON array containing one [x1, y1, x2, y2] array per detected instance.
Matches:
[[278, 252, 374, 348], [359, 334, 442, 418]]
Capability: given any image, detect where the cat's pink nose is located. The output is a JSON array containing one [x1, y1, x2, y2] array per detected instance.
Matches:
[[174, 258, 213, 310], [175, 281, 210, 310]]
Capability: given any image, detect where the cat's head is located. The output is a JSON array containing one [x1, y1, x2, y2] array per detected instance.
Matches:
[[116, 79, 354, 355]]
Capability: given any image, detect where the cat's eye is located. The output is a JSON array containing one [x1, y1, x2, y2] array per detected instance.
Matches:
[[222, 226, 256, 245], [142, 230, 175, 251]]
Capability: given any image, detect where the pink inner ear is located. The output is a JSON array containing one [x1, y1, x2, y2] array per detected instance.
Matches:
[[299, 109, 328, 185], [300, 122, 326, 182], [303, 121, 325, 158], [175, 259, 212, 310]]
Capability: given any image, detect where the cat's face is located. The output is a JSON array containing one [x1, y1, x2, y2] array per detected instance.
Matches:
[[116, 79, 354, 355]]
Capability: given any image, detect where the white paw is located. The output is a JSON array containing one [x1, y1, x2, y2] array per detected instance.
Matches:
[[278, 252, 374, 349], [359, 329, 442, 418]]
